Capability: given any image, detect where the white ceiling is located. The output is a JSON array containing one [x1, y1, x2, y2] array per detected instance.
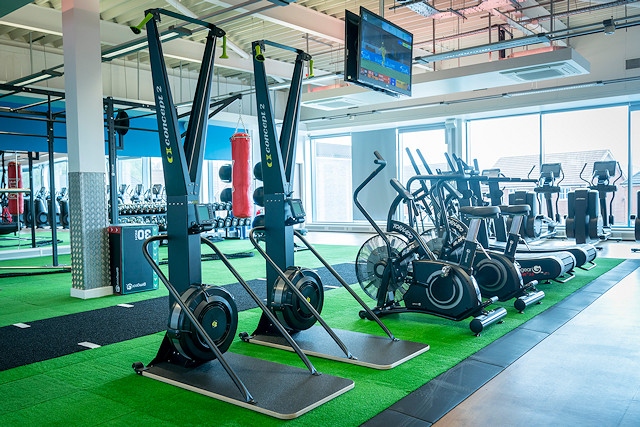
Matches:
[[0, 0, 639, 128]]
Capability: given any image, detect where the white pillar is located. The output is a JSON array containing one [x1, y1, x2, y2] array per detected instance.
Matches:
[[62, 0, 111, 298]]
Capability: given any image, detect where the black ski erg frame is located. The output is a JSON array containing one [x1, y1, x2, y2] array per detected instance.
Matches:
[[136, 8, 325, 404]]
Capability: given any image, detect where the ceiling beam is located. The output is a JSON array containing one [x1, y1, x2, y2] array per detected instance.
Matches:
[[0, 3, 330, 81], [203, 0, 345, 44], [0, 0, 31, 19]]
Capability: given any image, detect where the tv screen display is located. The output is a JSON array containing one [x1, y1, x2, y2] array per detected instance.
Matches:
[[355, 7, 413, 97]]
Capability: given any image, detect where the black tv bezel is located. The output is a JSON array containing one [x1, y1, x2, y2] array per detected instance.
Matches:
[[344, 7, 413, 98]]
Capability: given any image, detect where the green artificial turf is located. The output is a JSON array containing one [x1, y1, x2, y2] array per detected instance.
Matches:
[[0, 257, 624, 427], [0, 240, 360, 327], [0, 229, 70, 251]]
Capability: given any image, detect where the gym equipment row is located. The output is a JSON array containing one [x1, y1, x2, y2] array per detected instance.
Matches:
[[19, 187, 69, 230], [355, 152, 509, 334], [411, 150, 583, 281], [566, 160, 620, 244], [445, 153, 597, 270], [131, 11, 424, 418]]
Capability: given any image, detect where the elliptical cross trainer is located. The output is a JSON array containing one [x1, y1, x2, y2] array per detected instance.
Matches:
[[355, 152, 507, 335]]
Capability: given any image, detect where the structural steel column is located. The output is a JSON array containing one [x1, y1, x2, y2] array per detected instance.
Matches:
[[62, 0, 111, 298]]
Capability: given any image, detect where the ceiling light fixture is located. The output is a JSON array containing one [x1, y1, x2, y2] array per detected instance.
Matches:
[[101, 26, 192, 61], [8, 67, 64, 87], [415, 34, 550, 64], [398, 0, 440, 17]]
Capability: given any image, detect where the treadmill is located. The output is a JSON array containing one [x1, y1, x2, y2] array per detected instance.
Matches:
[[481, 167, 597, 270]]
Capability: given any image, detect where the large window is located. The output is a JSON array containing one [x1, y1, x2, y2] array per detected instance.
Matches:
[[311, 135, 352, 222], [467, 114, 541, 205], [466, 105, 636, 228], [630, 107, 640, 222], [399, 126, 447, 186], [542, 106, 629, 224]]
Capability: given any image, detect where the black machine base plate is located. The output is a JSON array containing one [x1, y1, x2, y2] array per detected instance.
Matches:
[[138, 353, 353, 420], [245, 326, 429, 369]]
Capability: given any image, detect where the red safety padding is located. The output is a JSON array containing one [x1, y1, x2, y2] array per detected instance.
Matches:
[[231, 132, 252, 218], [8, 161, 23, 215]]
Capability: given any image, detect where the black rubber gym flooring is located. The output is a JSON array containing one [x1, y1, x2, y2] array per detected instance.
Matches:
[[0, 263, 357, 371]]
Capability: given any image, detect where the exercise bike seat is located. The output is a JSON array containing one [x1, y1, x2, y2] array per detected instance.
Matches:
[[459, 205, 500, 219], [499, 204, 531, 216]]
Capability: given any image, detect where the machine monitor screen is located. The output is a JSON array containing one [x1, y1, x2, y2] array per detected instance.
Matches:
[[284, 199, 306, 226], [482, 168, 501, 178], [344, 7, 413, 97], [593, 161, 617, 178], [289, 199, 305, 218], [195, 204, 212, 224], [541, 163, 562, 177]]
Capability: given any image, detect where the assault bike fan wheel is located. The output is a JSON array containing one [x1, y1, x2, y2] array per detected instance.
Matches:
[[272, 267, 324, 332], [168, 285, 238, 363], [355, 234, 411, 303]]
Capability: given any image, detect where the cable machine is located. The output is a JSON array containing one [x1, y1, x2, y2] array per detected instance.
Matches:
[[132, 9, 354, 419]]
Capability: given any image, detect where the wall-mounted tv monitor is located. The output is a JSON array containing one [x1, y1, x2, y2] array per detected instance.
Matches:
[[344, 7, 413, 97]]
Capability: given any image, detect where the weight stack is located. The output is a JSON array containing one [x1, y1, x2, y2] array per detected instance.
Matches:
[[108, 224, 159, 294]]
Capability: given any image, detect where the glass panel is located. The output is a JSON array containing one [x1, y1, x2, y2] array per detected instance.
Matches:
[[399, 127, 447, 186], [149, 157, 165, 194], [117, 158, 143, 203], [311, 135, 352, 223], [467, 114, 540, 205], [631, 110, 640, 223], [542, 106, 628, 225]]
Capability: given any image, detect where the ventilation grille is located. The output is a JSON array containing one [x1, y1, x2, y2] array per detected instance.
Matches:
[[626, 58, 640, 70], [301, 97, 366, 111], [500, 61, 583, 82]]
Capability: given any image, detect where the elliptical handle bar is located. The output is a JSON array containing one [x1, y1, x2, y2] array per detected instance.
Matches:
[[613, 161, 622, 186], [373, 150, 386, 165], [578, 163, 590, 185], [390, 178, 414, 202], [526, 165, 535, 179]]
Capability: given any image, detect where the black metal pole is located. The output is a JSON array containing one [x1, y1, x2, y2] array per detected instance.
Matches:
[[28, 152, 36, 247], [105, 98, 119, 224], [47, 95, 58, 266]]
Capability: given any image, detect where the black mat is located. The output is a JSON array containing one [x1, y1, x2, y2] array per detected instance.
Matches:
[[0, 263, 358, 371], [246, 326, 430, 369], [141, 353, 354, 419]]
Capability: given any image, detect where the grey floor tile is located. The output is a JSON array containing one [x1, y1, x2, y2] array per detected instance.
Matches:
[[362, 410, 432, 427]]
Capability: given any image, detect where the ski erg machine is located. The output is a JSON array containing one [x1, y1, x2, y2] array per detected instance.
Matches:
[[240, 40, 429, 368], [131, 9, 354, 419]]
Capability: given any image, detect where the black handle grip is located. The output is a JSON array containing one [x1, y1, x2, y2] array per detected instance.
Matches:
[[390, 178, 413, 201], [373, 151, 386, 166]]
